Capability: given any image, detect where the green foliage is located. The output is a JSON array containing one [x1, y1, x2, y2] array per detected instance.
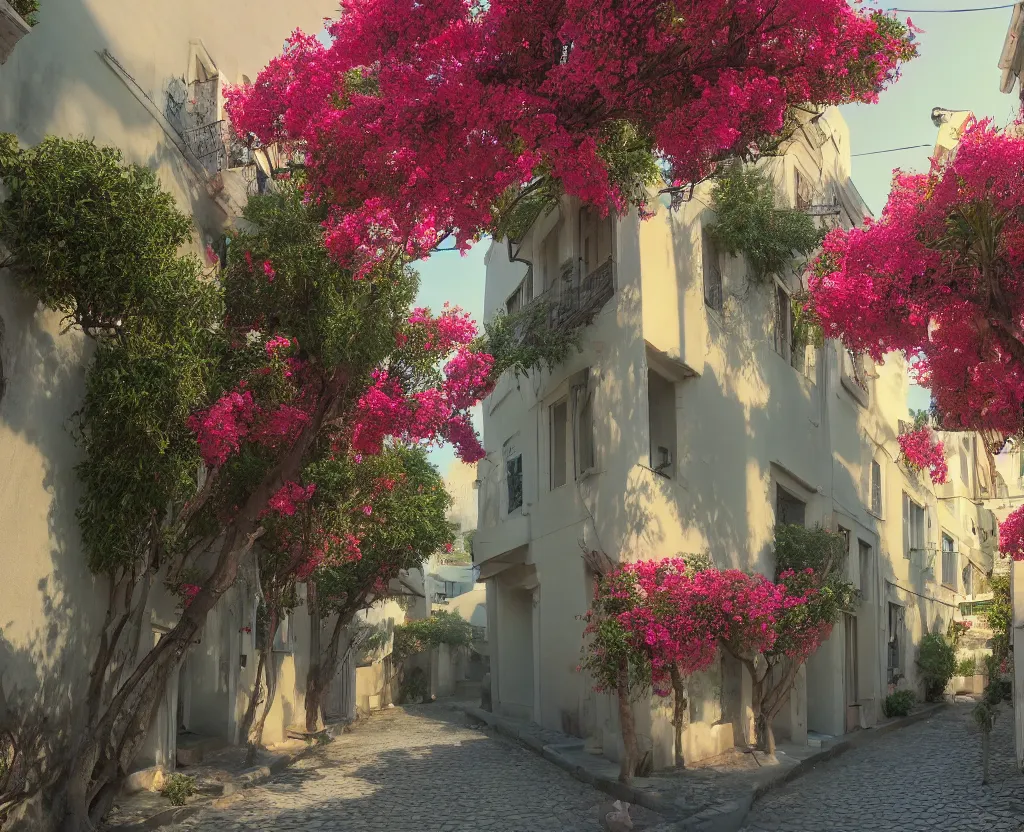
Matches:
[[707, 164, 823, 282], [771, 525, 855, 661], [595, 120, 660, 209], [313, 444, 454, 619], [917, 633, 956, 702], [490, 177, 561, 244], [399, 666, 430, 703], [882, 689, 915, 719], [955, 656, 977, 677], [986, 574, 1012, 663], [0, 136, 207, 334], [0, 136, 222, 573], [773, 524, 847, 576], [578, 568, 651, 698], [480, 301, 581, 380], [161, 773, 197, 806], [393, 610, 474, 662], [225, 186, 414, 371], [8, 0, 38, 25], [973, 674, 1012, 733]]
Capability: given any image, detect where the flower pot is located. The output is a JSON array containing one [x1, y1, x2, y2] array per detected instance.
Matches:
[[973, 674, 986, 695]]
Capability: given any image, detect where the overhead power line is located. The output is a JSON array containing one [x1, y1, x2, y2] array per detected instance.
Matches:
[[887, 2, 1018, 12], [851, 143, 932, 157]]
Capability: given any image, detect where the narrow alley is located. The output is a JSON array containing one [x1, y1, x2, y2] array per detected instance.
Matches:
[[740, 705, 1023, 832], [171, 705, 670, 832]]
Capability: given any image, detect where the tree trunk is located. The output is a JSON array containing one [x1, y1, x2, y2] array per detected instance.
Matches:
[[615, 663, 640, 784], [750, 670, 776, 755], [669, 665, 688, 769], [54, 370, 349, 832], [237, 648, 266, 750], [303, 583, 325, 733], [304, 608, 353, 732], [247, 612, 279, 765]]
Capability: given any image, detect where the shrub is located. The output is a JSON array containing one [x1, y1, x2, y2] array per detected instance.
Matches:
[[883, 689, 915, 718], [161, 773, 197, 806], [955, 656, 977, 677], [917, 633, 955, 702]]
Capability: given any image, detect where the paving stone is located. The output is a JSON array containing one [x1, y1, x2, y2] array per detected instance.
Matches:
[[740, 704, 1023, 832], [169, 705, 665, 832]]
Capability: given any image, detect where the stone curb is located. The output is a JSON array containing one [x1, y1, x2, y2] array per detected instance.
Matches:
[[107, 723, 351, 831], [456, 701, 947, 832]]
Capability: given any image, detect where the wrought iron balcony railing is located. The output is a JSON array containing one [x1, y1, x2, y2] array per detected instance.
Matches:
[[529, 257, 615, 332]]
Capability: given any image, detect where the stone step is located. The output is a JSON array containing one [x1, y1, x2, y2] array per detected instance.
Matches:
[[175, 733, 226, 767]]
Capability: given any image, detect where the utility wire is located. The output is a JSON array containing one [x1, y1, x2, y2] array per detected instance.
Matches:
[[851, 143, 932, 157], [888, 2, 1018, 11]]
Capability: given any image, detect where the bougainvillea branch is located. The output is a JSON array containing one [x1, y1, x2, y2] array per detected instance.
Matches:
[[897, 426, 948, 484], [226, 0, 917, 275]]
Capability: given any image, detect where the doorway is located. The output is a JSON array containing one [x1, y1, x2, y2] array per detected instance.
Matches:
[[843, 612, 859, 732]]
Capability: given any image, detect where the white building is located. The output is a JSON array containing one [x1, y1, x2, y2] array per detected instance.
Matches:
[[0, 0, 337, 795], [474, 107, 997, 768]]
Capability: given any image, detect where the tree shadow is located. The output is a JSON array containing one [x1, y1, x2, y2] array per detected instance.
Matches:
[[179, 707, 632, 832]]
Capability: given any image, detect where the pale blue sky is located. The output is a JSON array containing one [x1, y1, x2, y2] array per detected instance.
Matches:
[[413, 2, 1020, 471]]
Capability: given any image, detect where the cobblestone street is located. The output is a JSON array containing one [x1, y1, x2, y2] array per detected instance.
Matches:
[[172, 705, 666, 832], [740, 704, 1024, 832]]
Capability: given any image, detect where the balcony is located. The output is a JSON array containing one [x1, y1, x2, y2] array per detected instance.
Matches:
[[0, 0, 31, 65], [530, 258, 614, 331]]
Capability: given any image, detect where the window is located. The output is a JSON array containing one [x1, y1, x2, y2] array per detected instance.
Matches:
[[647, 369, 676, 478], [506, 268, 534, 315], [959, 438, 970, 488], [506, 454, 523, 512], [776, 487, 806, 527], [858, 541, 873, 600], [941, 534, 957, 590], [841, 350, 870, 407], [794, 167, 813, 211], [962, 562, 974, 597], [887, 603, 904, 681], [580, 206, 614, 277], [772, 284, 793, 361], [702, 229, 723, 315], [870, 460, 882, 515], [838, 526, 851, 555], [902, 494, 926, 558], [550, 399, 568, 489], [574, 377, 595, 475]]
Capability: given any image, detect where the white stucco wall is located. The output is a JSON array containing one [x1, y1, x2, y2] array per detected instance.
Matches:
[[0, 0, 338, 773], [476, 108, 997, 766]]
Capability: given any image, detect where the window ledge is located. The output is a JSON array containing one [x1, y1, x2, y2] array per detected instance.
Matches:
[[841, 372, 869, 407], [0, 0, 31, 66]]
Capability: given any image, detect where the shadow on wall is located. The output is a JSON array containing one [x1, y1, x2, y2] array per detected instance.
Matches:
[[0, 277, 108, 821], [0, 0, 233, 246]]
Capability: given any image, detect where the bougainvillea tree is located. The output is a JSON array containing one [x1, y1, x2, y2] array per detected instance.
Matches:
[[0, 137, 568, 829], [302, 443, 455, 731], [805, 114, 1024, 556], [581, 526, 851, 779], [226, 0, 917, 275], [716, 524, 854, 754]]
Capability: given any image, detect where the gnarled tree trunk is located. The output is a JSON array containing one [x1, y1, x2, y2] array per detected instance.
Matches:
[[246, 610, 279, 764], [615, 662, 640, 784], [55, 369, 349, 832], [669, 665, 688, 768], [304, 606, 354, 732]]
